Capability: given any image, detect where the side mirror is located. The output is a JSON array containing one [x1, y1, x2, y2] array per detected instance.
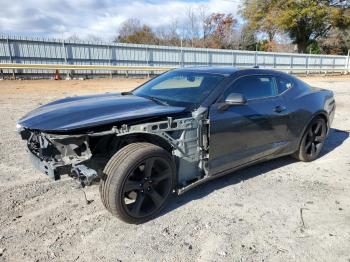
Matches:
[[225, 93, 247, 105], [218, 93, 246, 111]]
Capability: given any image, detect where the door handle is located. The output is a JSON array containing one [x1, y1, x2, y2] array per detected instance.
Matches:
[[274, 105, 287, 113]]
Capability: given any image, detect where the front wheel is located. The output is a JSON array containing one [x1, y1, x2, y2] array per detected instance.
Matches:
[[292, 117, 327, 162], [100, 142, 175, 224]]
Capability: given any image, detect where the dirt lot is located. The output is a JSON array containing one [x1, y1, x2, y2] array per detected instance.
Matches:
[[0, 76, 349, 262]]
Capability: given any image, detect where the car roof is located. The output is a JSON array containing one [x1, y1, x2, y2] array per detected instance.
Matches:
[[173, 67, 286, 77]]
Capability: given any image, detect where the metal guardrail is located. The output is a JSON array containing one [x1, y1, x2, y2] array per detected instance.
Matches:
[[0, 63, 347, 73], [0, 63, 174, 71], [0, 35, 349, 77]]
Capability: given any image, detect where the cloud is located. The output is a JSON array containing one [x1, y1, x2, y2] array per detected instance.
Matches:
[[0, 0, 241, 40]]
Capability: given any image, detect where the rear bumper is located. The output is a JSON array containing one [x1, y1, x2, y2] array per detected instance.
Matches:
[[328, 104, 335, 128], [326, 102, 335, 136]]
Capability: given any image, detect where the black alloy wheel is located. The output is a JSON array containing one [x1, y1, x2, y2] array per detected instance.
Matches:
[[122, 157, 173, 219], [304, 119, 326, 158], [293, 117, 327, 162], [100, 143, 175, 224]]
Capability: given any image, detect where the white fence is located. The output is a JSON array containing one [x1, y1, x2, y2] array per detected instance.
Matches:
[[0, 35, 349, 77]]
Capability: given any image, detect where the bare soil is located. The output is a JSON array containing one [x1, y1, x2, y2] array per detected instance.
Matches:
[[0, 76, 349, 262]]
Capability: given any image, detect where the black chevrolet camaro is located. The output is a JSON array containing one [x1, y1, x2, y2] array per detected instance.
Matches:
[[17, 67, 335, 223]]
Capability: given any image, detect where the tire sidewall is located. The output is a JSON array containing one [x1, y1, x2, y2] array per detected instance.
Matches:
[[299, 117, 326, 162], [103, 143, 176, 224]]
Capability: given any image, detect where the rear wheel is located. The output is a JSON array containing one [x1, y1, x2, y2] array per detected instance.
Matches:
[[100, 143, 175, 224], [293, 117, 327, 162]]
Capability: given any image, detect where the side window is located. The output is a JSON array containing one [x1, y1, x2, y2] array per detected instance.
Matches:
[[224, 75, 277, 100], [276, 77, 293, 94]]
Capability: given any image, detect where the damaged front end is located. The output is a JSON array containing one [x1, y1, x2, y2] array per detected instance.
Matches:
[[17, 107, 210, 192], [18, 127, 97, 185]]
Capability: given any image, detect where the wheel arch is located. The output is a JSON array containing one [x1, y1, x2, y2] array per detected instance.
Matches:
[[115, 132, 180, 185], [297, 110, 329, 146], [311, 110, 329, 132], [87, 132, 175, 171], [116, 132, 174, 155]]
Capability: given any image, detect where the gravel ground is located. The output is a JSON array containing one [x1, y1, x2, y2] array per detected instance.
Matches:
[[0, 76, 349, 262]]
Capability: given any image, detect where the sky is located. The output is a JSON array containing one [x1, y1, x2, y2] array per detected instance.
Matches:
[[0, 0, 242, 41]]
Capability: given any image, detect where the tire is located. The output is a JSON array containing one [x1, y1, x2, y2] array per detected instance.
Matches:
[[292, 116, 327, 162], [99, 143, 148, 210], [100, 142, 175, 224]]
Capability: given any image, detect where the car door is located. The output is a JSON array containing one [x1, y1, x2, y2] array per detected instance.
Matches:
[[208, 74, 290, 176]]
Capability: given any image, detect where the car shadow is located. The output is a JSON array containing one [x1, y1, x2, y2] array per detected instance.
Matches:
[[320, 128, 349, 158], [158, 128, 349, 219]]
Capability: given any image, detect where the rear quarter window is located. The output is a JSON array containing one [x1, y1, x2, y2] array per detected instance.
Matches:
[[276, 77, 293, 94], [293, 77, 311, 92]]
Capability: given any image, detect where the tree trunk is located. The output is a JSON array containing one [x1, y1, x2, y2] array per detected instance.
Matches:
[[297, 38, 309, 53]]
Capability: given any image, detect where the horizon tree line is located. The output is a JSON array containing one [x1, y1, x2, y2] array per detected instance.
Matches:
[[67, 1, 350, 55]]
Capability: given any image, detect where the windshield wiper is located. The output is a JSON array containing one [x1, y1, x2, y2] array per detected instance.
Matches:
[[146, 96, 168, 106]]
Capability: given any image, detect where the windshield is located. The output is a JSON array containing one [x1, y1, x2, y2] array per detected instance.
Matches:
[[133, 71, 224, 109]]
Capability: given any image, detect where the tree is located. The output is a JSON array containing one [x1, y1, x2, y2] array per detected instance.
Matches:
[[156, 19, 182, 46], [241, 0, 279, 41], [66, 34, 81, 42], [116, 19, 159, 45], [185, 7, 200, 47], [238, 25, 257, 51], [275, 0, 350, 53], [117, 18, 141, 41], [306, 41, 321, 54], [114, 12, 241, 50], [203, 13, 237, 49], [319, 27, 350, 54], [241, 0, 350, 53]]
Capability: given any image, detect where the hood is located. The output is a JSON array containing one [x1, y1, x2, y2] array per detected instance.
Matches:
[[18, 93, 186, 132]]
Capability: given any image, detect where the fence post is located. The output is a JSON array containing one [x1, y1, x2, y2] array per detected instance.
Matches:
[[207, 49, 210, 66], [147, 47, 154, 77], [146, 46, 149, 77], [273, 54, 276, 68], [231, 50, 234, 66], [6, 37, 15, 79], [62, 40, 69, 79], [232, 50, 236, 67], [108, 45, 112, 78], [62, 40, 67, 63], [178, 46, 181, 67], [254, 51, 257, 67], [180, 40, 184, 68], [306, 55, 309, 75]]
